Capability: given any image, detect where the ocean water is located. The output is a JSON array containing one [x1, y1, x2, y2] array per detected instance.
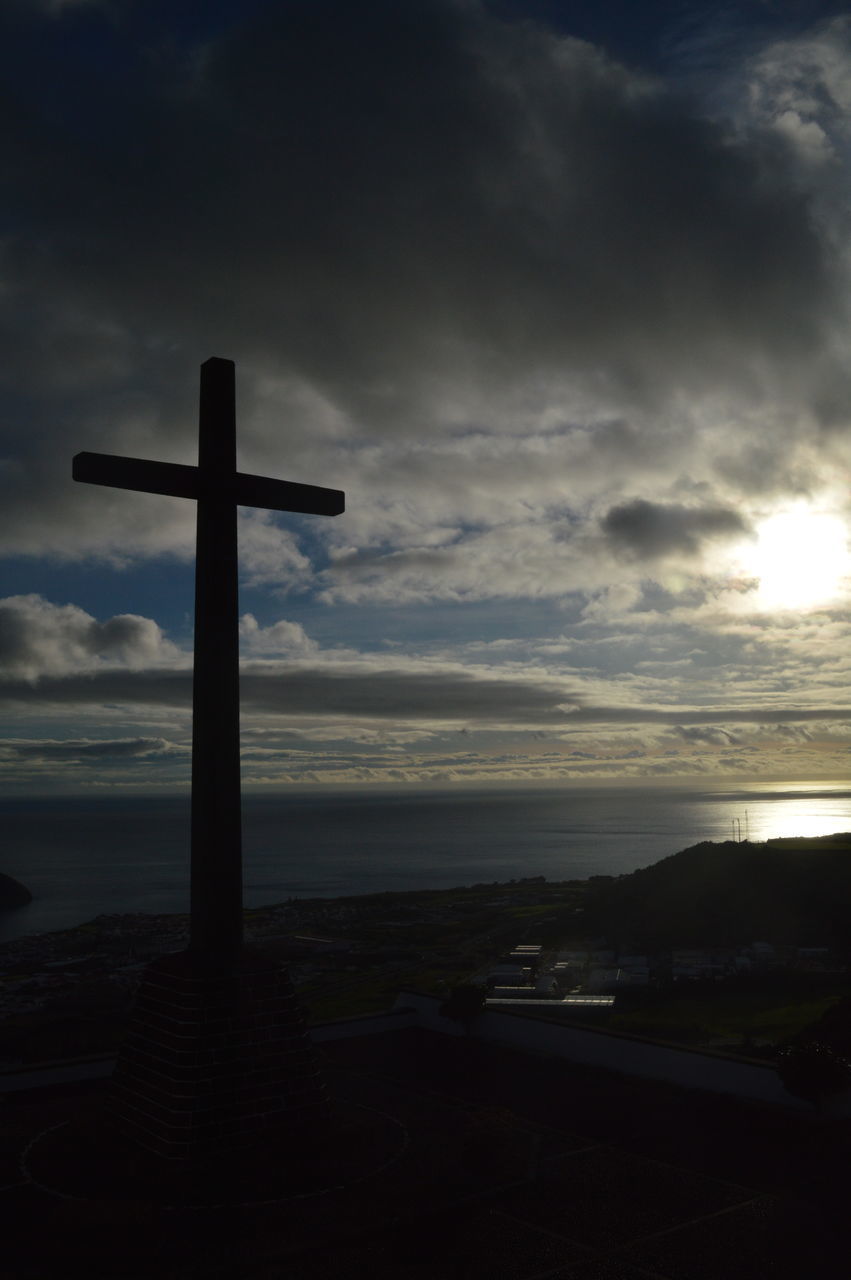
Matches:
[[1, 784, 850, 942]]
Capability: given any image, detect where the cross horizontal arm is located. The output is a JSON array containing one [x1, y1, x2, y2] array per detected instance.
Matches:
[[73, 452, 200, 500], [73, 451, 345, 516], [233, 471, 344, 516]]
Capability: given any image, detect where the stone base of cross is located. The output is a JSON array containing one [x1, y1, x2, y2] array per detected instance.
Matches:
[[105, 946, 331, 1161]]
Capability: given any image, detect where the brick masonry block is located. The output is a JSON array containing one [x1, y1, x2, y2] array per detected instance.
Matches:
[[105, 947, 331, 1160]]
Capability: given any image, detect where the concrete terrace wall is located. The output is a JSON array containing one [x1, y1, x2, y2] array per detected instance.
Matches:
[[393, 990, 827, 1113], [3, 995, 848, 1117], [311, 1006, 420, 1042]]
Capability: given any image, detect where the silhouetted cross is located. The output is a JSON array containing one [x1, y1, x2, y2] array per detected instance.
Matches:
[[73, 358, 344, 960]]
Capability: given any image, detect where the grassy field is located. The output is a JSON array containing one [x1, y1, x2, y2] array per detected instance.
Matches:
[[607, 989, 845, 1048]]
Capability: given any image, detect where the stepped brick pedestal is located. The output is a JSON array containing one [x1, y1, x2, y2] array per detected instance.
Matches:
[[106, 947, 331, 1161]]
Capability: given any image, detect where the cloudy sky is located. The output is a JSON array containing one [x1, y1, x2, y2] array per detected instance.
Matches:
[[3, 0, 851, 794]]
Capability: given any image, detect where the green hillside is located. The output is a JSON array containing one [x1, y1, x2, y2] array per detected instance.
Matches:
[[583, 833, 851, 952]]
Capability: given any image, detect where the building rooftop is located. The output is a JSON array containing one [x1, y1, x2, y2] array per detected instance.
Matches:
[[2, 1024, 848, 1278]]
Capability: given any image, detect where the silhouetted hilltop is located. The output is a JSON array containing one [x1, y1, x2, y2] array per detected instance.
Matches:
[[0, 871, 32, 910], [584, 834, 851, 952]]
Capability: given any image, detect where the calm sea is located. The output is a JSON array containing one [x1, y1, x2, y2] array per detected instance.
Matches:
[[1, 784, 850, 941]]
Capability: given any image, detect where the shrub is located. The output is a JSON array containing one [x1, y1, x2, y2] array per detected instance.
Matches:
[[775, 1040, 851, 1106], [439, 983, 486, 1029]]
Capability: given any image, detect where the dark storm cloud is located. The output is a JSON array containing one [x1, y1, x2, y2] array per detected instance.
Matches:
[[2, 664, 850, 731], [0, 0, 844, 581], [0, 667, 573, 724], [563, 706, 851, 725], [242, 670, 571, 722], [154, 3, 838, 393], [0, 0, 837, 426], [600, 499, 749, 560], [672, 725, 742, 745], [0, 736, 183, 762], [766, 723, 814, 741]]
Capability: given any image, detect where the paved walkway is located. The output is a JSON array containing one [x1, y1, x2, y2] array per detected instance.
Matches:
[[2, 1028, 848, 1278]]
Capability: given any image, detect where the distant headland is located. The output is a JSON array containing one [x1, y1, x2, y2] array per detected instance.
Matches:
[[0, 872, 32, 910]]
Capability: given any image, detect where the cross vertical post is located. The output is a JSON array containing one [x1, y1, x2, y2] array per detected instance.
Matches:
[[191, 357, 242, 959], [73, 359, 343, 962]]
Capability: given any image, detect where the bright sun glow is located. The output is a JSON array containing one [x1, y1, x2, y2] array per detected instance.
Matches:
[[742, 506, 850, 609]]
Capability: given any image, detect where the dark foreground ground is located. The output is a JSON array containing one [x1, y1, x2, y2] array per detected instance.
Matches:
[[2, 1027, 849, 1279]]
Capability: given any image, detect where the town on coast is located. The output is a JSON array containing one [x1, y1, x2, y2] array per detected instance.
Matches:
[[1, 833, 848, 1069]]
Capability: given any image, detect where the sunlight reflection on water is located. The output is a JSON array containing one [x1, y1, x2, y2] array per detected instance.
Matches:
[[706, 791, 851, 842]]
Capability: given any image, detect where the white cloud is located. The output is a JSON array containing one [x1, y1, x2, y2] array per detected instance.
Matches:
[[239, 613, 317, 657], [236, 510, 312, 590], [0, 594, 183, 681], [745, 15, 851, 158]]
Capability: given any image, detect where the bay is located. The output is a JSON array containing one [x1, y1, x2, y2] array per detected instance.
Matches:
[[1, 783, 850, 942]]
